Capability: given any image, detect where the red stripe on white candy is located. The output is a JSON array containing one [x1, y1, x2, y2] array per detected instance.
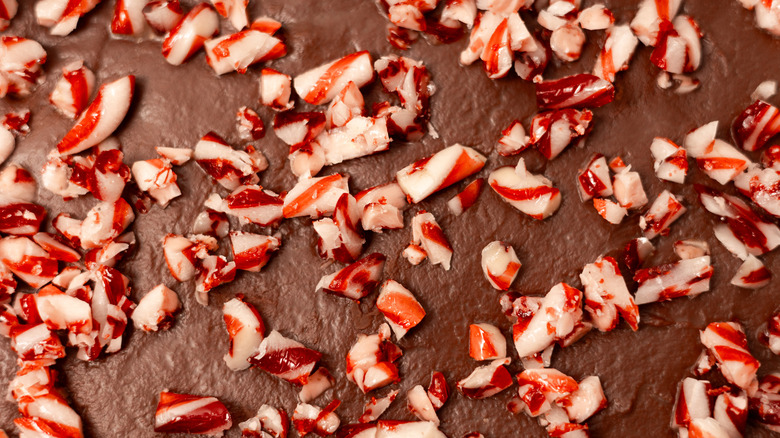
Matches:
[[132, 284, 180, 332], [640, 190, 686, 239], [223, 295, 264, 371], [651, 137, 688, 183], [111, 0, 149, 36], [469, 323, 506, 361], [407, 384, 439, 425], [0, 37, 46, 98], [650, 15, 703, 74], [397, 144, 486, 204], [457, 357, 513, 399], [684, 121, 751, 185], [734, 164, 780, 218], [489, 158, 562, 220], [0, 0, 17, 30], [497, 120, 529, 156], [10, 323, 65, 362], [593, 24, 638, 83], [236, 106, 265, 140], [512, 283, 583, 358], [633, 256, 712, 304], [56, 76, 135, 156], [250, 330, 322, 385], [35, 0, 102, 35], [346, 323, 403, 393], [211, 0, 248, 30], [460, 11, 535, 79], [448, 178, 484, 216], [161, 3, 219, 66], [229, 231, 280, 272], [326, 81, 364, 129], [50, 61, 95, 119], [78, 198, 135, 249], [283, 173, 349, 219], [239, 404, 289, 438], [205, 29, 287, 75], [131, 158, 180, 207], [516, 368, 579, 417], [356, 182, 406, 232], [294, 51, 374, 105], [0, 165, 35, 203], [0, 236, 58, 288], [701, 321, 760, 394], [375, 55, 433, 118], [316, 253, 386, 301], [580, 256, 639, 332], [14, 389, 85, 438], [630, 0, 683, 46], [577, 154, 612, 201], [376, 279, 426, 340], [732, 100, 780, 152], [34, 285, 92, 335], [260, 69, 294, 111], [410, 210, 452, 270], [0, 195, 46, 236], [293, 400, 341, 437], [359, 389, 398, 423], [196, 255, 236, 303], [530, 109, 592, 160], [730, 255, 771, 289], [480, 241, 521, 291], [205, 185, 284, 227], [592, 198, 627, 225], [154, 391, 232, 435], [143, 0, 184, 33], [672, 378, 712, 431], [194, 132, 264, 190], [299, 367, 335, 403]]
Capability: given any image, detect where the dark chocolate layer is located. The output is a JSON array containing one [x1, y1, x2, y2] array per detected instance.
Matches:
[[1, 0, 780, 437]]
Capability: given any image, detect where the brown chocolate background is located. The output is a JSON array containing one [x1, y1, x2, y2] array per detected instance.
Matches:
[[1, 0, 780, 436]]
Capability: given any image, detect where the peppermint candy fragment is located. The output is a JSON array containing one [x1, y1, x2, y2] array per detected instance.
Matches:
[[480, 241, 521, 291], [376, 279, 426, 340], [396, 144, 486, 204], [580, 256, 639, 332], [50, 61, 95, 119], [530, 109, 592, 160], [634, 256, 713, 304], [684, 121, 752, 185], [250, 330, 322, 385], [410, 210, 453, 270], [161, 3, 219, 66], [457, 357, 513, 399], [316, 253, 386, 301], [154, 391, 232, 435], [132, 284, 180, 332], [223, 295, 265, 371], [205, 29, 287, 75], [489, 158, 562, 220], [294, 51, 374, 105], [701, 321, 760, 394], [639, 190, 686, 240], [346, 323, 403, 393]]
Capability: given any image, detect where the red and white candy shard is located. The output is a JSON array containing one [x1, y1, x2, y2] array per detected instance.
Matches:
[[651, 137, 688, 183], [633, 256, 713, 305], [765, 312, 780, 355], [346, 323, 402, 393], [577, 154, 613, 201], [489, 158, 562, 220], [0, 264, 15, 304], [732, 100, 780, 152], [536, 74, 615, 109], [580, 256, 639, 332], [402, 244, 427, 266], [376, 279, 426, 340], [448, 178, 484, 216], [313, 194, 364, 263], [34, 285, 92, 335], [131, 284, 180, 332], [236, 106, 265, 140], [356, 182, 406, 232], [713, 391, 748, 438], [131, 158, 180, 207], [316, 253, 386, 301], [294, 51, 374, 105], [735, 164, 780, 218], [457, 357, 513, 399], [163, 234, 205, 281], [514, 34, 550, 83], [550, 23, 586, 62], [730, 255, 771, 289], [156, 146, 192, 165], [50, 61, 95, 119], [205, 29, 287, 75], [161, 3, 219, 66], [396, 144, 486, 204], [211, 0, 248, 30], [442, 0, 477, 27], [651, 15, 703, 74], [250, 330, 322, 385], [751, 373, 780, 431], [292, 401, 341, 437], [239, 404, 289, 438], [375, 55, 434, 117], [229, 231, 280, 272], [35, 0, 102, 35], [1, 109, 29, 135], [195, 132, 265, 190], [144, 0, 184, 33], [111, 0, 150, 36], [537, 0, 577, 31], [530, 109, 592, 160], [640, 190, 686, 240], [315, 114, 391, 167], [674, 240, 710, 260], [701, 321, 760, 394], [34, 232, 79, 264], [469, 323, 507, 361], [0, 126, 12, 165], [359, 389, 398, 423], [672, 377, 712, 432], [411, 210, 452, 270], [408, 385, 439, 425], [223, 295, 265, 371], [480, 241, 521, 291], [513, 283, 583, 358], [10, 323, 65, 361], [326, 81, 364, 129], [612, 167, 648, 209], [497, 120, 529, 156], [299, 367, 335, 403], [282, 173, 349, 219], [0, 237, 58, 288], [14, 387, 85, 436], [428, 371, 449, 410], [753, 0, 780, 37], [0, 0, 16, 30], [192, 210, 229, 237], [260, 69, 294, 111], [272, 111, 326, 176], [696, 184, 780, 257], [576, 4, 613, 30], [154, 391, 232, 435], [684, 121, 752, 185], [559, 375, 607, 424], [593, 24, 639, 82], [460, 11, 535, 79], [205, 185, 284, 227], [42, 157, 90, 199], [593, 198, 627, 225], [56, 76, 135, 156], [0, 194, 46, 235], [78, 198, 135, 249], [196, 255, 236, 303], [0, 37, 46, 98], [630, 0, 682, 46], [516, 368, 579, 417]]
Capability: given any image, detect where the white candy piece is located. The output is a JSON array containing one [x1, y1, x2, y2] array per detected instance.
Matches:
[[223, 297, 264, 371], [489, 159, 562, 220], [132, 284, 180, 332], [684, 121, 751, 185], [480, 241, 521, 291]]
